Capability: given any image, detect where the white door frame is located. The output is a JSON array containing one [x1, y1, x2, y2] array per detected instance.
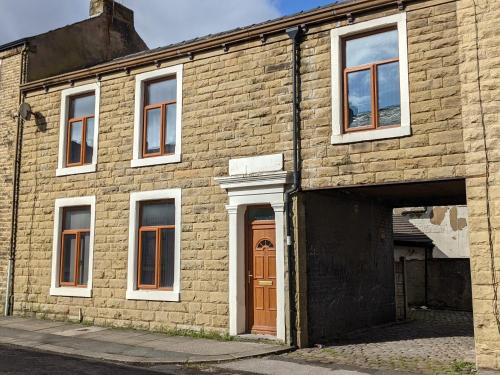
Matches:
[[215, 171, 289, 341]]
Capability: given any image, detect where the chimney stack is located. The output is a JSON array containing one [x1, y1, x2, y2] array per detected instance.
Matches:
[[89, 0, 134, 25]]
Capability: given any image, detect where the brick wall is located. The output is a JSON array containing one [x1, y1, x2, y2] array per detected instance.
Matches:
[[303, 190, 395, 343], [0, 48, 22, 313]]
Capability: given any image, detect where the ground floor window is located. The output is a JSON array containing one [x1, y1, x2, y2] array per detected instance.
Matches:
[[138, 200, 175, 290], [50, 196, 95, 297], [127, 188, 181, 302], [60, 207, 91, 287]]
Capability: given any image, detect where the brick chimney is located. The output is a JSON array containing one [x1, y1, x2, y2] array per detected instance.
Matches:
[[89, 0, 134, 25]]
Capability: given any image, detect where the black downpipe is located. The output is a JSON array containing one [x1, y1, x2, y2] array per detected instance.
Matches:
[[285, 26, 302, 347], [5, 43, 28, 316]]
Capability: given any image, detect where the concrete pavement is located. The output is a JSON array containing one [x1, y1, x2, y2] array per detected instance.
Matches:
[[0, 316, 290, 365], [216, 356, 417, 375]]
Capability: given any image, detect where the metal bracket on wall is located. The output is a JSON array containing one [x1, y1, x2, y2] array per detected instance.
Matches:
[[95, 74, 102, 82], [123, 67, 131, 75], [346, 13, 354, 24], [397, 0, 405, 11], [260, 34, 267, 44], [187, 52, 194, 61], [222, 43, 229, 53], [154, 59, 161, 68], [68, 80, 74, 87]]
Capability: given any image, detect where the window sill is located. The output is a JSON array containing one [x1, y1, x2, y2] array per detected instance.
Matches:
[[126, 289, 180, 302], [56, 164, 96, 177], [331, 124, 410, 144], [131, 154, 181, 168], [50, 287, 92, 298]]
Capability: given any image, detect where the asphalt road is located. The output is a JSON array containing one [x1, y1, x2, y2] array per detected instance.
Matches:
[[0, 344, 417, 375], [0, 344, 236, 375]]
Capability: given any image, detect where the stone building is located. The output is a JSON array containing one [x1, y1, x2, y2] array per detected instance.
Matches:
[[0, 0, 147, 315], [3, 0, 500, 371]]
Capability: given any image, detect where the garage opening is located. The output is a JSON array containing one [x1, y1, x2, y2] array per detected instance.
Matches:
[[300, 178, 475, 371]]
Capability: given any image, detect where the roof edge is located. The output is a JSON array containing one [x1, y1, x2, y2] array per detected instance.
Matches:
[[0, 38, 29, 53], [21, 0, 407, 92]]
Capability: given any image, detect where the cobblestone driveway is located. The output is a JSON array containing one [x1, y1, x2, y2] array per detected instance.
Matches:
[[287, 309, 475, 374]]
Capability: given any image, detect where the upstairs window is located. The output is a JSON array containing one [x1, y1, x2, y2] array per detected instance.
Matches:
[[343, 28, 400, 131], [57, 83, 100, 177], [132, 65, 183, 168], [143, 78, 177, 157], [331, 13, 410, 144], [66, 94, 95, 166]]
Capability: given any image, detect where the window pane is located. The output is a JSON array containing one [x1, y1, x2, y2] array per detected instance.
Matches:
[[85, 118, 94, 164], [69, 121, 82, 164], [165, 104, 176, 154], [377, 62, 401, 126], [145, 78, 176, 105], [347, 70, 372, 128], [61, 234, 76, 283], [78, 232, 90, 285], [140, 230, 156, 285], [64, 207, 91, 230], [145, 108, 161, 154], [140, 201, 175, 227], [247, 206, 275, 222], [70, 94, 95, 118], [345, 29, 398, 67], [159, 228, 175, 289]]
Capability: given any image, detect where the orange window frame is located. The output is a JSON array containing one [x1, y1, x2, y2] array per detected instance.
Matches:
[[59, 210, 90, 287], [137, 201, 175, 290], [142, 78, 177, 158], [342, 27, 400, 133], [65, 93, 95, 167]]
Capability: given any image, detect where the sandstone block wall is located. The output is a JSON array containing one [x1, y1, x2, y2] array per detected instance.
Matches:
[[14, 36, 295, 332], [299, 1, 466, 189], [458, 0, 500, 369], [10, 0, 500, 369]]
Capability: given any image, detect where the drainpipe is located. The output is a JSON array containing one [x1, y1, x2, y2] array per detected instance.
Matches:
[[4, 43, 28, 316], [285, 25, 302, 347]]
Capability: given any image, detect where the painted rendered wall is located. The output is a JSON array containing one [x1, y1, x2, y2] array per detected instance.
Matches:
[[400, 206, 470, 258]]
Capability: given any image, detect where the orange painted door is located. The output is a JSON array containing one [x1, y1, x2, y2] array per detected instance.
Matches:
[[247, 221, 277, 335]]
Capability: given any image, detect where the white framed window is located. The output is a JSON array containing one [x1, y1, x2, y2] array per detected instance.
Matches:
[[131, 65, 183, 168], [331, 13, 410, 144], [126, 188, 181, 301], [50, 196, 96, 298], [56, 83, 100, 176]]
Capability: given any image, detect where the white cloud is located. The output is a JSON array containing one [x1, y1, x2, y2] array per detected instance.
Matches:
[[0, 0, 281, 48]]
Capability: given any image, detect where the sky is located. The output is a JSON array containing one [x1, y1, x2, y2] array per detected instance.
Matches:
[[0, 0, 335, 48]]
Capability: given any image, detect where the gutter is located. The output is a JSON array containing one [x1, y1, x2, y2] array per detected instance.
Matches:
[[4, 42, 28, 316], [0, 38, 28, 53], [284, 25, 302, 347], [20, 0, 405, 93]]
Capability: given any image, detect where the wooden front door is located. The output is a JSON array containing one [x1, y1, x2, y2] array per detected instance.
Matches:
[[247, 218, 277, 335]]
